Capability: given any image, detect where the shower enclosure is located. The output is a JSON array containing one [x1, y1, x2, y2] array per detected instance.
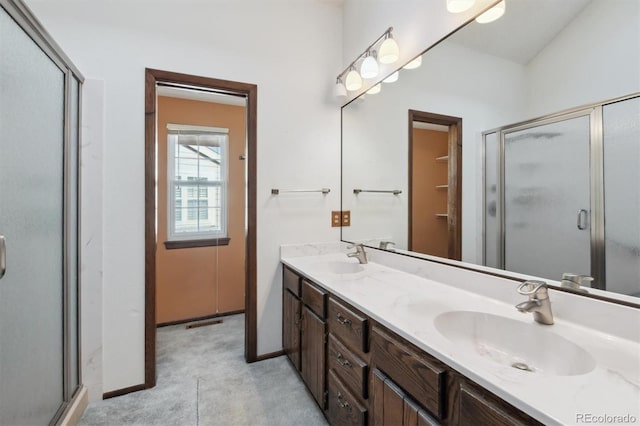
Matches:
[[483, 94, 640, 297], [0, 0, 82, 423]]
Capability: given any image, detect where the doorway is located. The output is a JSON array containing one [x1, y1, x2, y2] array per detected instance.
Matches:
[[144, 69, 258, 390], [408, 110, 462, 260]]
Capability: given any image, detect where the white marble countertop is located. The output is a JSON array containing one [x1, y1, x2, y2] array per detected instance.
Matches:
[[281, 249, 640, 426]]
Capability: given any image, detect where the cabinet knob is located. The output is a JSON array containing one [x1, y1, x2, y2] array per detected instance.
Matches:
[[336, 312, 352, 326], [337, 392, 352, 411], [336, 352, 351, 367]]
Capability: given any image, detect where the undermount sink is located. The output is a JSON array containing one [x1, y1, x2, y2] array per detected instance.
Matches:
[[434, 311, 596, 376], [314, 261, 364, 275]]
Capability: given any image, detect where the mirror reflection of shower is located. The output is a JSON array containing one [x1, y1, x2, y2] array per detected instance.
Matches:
[[483, 95, 640, 297]]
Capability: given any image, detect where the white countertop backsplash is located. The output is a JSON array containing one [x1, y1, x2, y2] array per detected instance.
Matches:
[[280, 242, 640, 426]]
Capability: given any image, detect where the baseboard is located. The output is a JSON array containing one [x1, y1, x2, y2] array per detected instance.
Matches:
[[254, 350, 285, 362], [59, 385, 88, 426], [157, 309, 245, 327], [103, 383, 147, 399]]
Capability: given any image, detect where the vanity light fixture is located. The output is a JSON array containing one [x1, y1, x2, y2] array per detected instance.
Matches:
[[334, 27, 399, 97], [383, 71, 399, 83], [367, 83, 381, 95], [403, 55, 422, 70], [446, 0, 476, 13], [475, 0, 506, 23], [345, 66, 363, 91], [378, 32, 400, 64], [360, 51, 379, 79], [333, 77, 347, 97]]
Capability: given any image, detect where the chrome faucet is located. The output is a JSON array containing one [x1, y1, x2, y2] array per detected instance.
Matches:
[[347, 244, 368, 264], [379, 241, 396, 251], [560, 273, 593, 293], [515, 281, 554, 325]]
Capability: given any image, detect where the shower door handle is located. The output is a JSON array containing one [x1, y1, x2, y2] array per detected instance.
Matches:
[[577, 209, 588, 230], [0, 235, 6, 280]]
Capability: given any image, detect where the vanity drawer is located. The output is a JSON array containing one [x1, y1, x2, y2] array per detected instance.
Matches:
[[301, 279, 327, 319], [458, 382, 543, 426], [283, 266, 301, 297], [328, 333, 368, 399], [328, 298, 368, 354], [371, 326, 446, 420], [328, 369, 367, 426]]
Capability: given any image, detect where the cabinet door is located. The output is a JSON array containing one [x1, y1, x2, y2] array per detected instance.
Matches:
[[283, 289, 301, 371], [372, 369, 439, 426], [301, 306, 326, 408]]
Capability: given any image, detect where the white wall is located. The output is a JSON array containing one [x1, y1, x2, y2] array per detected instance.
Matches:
[[80, 80, 104, 402], [26, 0, 343, 393], [526, 0, 640, 116]]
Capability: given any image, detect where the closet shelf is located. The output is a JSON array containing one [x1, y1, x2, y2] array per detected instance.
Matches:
[[435, 185, 448, 190], [435, 214, 448, 218], [436, 156, 449, 162]]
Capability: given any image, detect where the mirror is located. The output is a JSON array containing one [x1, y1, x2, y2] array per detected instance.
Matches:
[[341, 0, 640, 299]]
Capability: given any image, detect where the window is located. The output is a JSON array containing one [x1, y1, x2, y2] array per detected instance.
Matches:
[[167, 124, 229, 241], [175, 199, 182, 221]]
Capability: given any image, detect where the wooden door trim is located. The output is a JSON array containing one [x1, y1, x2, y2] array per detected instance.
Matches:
[[144, 68, 258, 390], [408, 109, 462, 261]]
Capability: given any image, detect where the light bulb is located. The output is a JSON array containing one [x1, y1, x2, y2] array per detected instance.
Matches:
[[383, 71, 399, 84], [360, 54, 379, 79], [475, 0, 505, 23], [366, 84, 381, 95], [403, 55, 422, 70], [446, 0, 475, 13], [378, 36, 399, 64], [333, 79, 347, 97], [345, 69, 363, 91]]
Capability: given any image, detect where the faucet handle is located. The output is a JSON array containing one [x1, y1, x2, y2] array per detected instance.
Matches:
[[517, 280, 547, 296], [379, 241, 395, 250], [347, 243, 363, 250]]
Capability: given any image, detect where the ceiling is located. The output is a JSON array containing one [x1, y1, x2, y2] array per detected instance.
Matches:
[[157, 86, 246, 106], [449, 0, 592, 65]]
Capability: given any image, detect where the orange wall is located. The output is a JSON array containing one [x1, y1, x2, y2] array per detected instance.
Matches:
[[411, 128, 449, 257], [156, 96, 246, 324]]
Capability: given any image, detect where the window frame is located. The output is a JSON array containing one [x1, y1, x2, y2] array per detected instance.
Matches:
[[166, 124, 229, 243]]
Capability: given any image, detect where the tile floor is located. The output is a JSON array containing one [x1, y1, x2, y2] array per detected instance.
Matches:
[[79, 314, 328, 426]]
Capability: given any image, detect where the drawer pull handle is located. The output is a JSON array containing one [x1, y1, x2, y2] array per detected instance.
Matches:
[[336, 352, 351, 367], [336, 312, 352, 326], [337, 392, 352, 411]]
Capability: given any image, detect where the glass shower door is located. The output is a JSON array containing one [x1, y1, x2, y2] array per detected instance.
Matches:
[[603, 96, 640, 296], [0, 7, 65, 425], [503, 113, 592, 281]]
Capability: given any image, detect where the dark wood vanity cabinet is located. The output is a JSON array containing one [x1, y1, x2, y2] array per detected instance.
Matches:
[[300, 278, 328, 407], [326, 297, 371, 426], [282, 264, 542, 426], [282, 266, 328, 409], [368, 324, 543, 426], [283, 267, 302, 370]]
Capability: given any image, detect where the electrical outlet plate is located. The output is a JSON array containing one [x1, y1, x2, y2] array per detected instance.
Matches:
[[341, 210, 350, 227], [332, 210, 351, 227]]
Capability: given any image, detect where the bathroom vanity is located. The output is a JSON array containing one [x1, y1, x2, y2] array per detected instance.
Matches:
[[281, 243, 640, 426]]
